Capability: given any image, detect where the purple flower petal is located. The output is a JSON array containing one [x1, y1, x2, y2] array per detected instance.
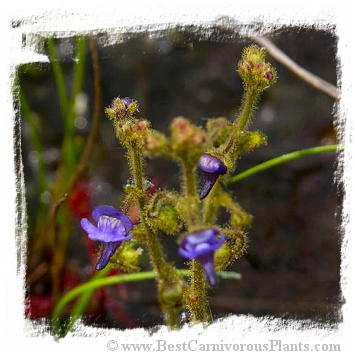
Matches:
[[178, 228, 225, 288], [80, 218, 101, 241], [80, 205, 134, 270], [95, 241, 122, 270], [199, 172, 219, 199], [198, 252, 218, 288], [198, 154, 227, 174], [92, 206, 133, 233]]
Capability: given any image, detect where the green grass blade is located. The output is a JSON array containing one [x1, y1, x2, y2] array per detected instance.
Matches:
[[66, 35, 87, 139], [20, 90, 47, 194], [227, 144, 341, 186], [47, 37, 68, 120], [64, 268, 108, 336], [52, 269, 240, 338]]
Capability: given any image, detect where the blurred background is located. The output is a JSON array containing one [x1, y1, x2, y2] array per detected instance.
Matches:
[[17, 26, 341, 330]]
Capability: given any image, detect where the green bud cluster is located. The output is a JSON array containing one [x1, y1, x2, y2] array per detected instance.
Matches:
[[237, 45, 277, 92]]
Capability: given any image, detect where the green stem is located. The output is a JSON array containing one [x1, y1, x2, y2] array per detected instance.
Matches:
[[181, 159, 197, 197], [222, 88, 260, 172], [180, 159, 201, 228], [63, 268, 108, 336], [47, 36, 88, 306], [47, 37, 68, 120], [20, 90, 48, 244], [64, 36, 87, 166], [188, 260, 211, 323], [179, 159, 212, 324], [227, 144, 341, 186], [202, 182, 220, 225], [128, 145, 166, 278], [127, 144, 183, 328], [67, 36, 101, 190], [236, 88, 258, 130], [20, 91, 47, 195], [52, 270, 170, 338], [222, 88, 258, 163]]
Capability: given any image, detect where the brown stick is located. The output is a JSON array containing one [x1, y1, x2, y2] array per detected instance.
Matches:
[[247, 33, 341, 100]]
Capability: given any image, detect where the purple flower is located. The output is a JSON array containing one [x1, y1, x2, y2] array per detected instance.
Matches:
[[81, 206, 133, 270], [198, 154, 227, 200], [179, 228, 226, 288]]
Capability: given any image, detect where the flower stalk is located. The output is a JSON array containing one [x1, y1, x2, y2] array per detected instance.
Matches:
[[106, 98, 184, 328]]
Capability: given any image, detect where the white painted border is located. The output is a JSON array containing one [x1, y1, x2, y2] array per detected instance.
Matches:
[[2, 1, 353, 355]]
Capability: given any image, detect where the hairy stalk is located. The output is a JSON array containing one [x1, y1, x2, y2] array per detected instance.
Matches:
[[201, 90, 257, 227], [128, 145, 166, 276], [181, 159, 197, 197], [202, 183, 221, 225], [236, 89, 258, 131], [127, 143, 181, 328], [187, 260, 212, 324], [180, 159, 201, 228], [179, 159, 211, 324]]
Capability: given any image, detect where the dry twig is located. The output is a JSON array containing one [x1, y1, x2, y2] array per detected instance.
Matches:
[[248, 33, 341, 100]]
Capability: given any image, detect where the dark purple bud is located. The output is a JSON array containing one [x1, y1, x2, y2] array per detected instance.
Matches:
[[198, 154, 227, 200], [81, 206, 133, 270], [179, 228, 226, 288], [121, 97, 132, 108]]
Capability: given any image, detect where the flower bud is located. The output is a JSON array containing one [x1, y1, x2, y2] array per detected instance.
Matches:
[[143, 129, 168, 156], [206, 117, 233, 147], [116, 242, 143, 272], [170, 117, 206, 162], [159, 282, 184, 309], [214, 229, 248, 270], [230, 210, 252, 231], [214, 242, 232, 271], [238, 130, 267, 153], [146, 191, 182, 235]]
